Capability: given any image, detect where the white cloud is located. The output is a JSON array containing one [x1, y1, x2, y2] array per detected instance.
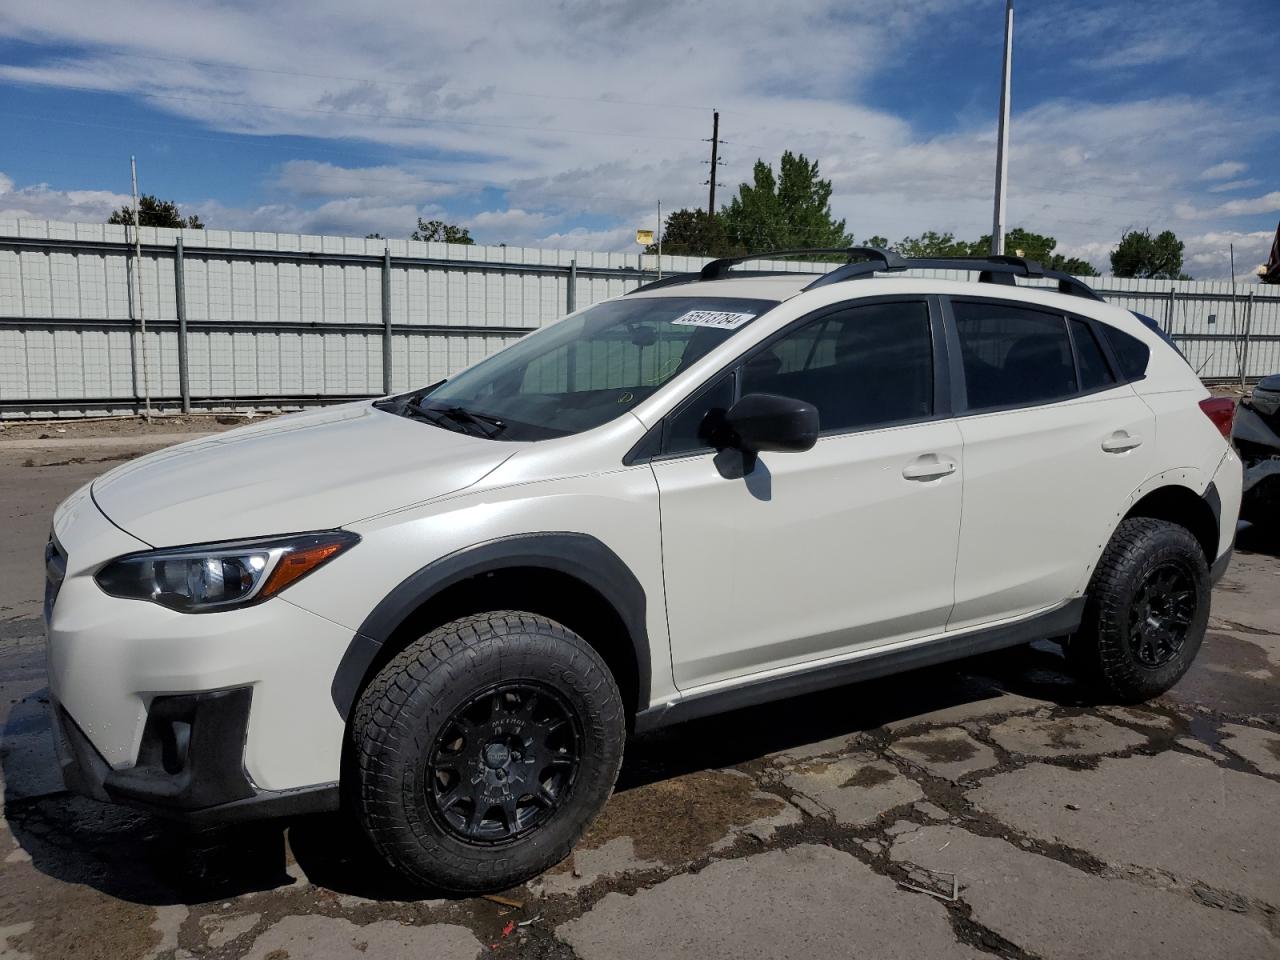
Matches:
[[1207, 178, 1261, 193], [0, 173, 130, 222], [1199, 161, 1248, 181]]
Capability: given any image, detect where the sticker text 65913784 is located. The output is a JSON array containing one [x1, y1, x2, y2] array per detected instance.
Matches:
[[669, 310, 756, 331]]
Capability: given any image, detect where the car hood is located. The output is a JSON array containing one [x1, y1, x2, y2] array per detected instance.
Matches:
[[91, 402, 518, 546]]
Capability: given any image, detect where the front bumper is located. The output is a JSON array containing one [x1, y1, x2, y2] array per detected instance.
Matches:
[[51, 688, 337, 822], [45, 497, 355, 819]]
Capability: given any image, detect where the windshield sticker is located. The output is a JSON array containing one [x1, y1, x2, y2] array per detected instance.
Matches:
[[670, 309, 756, 330]]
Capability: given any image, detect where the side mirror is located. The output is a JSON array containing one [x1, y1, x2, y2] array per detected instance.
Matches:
[[725, 393, 819, 454]]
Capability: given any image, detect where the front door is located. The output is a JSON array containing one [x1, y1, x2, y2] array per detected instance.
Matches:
[[652, 298, 964, 691]]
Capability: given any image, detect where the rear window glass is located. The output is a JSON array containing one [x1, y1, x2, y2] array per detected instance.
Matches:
[[953, 301, 1077, 410], [1100, 324, 1151, 381], [1070, 319, 1116, 392]]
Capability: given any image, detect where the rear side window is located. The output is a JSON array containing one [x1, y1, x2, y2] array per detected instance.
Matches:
[[953, 302, 1077, 410], [1101, 323, 1152, 381], [1070, 319, 1116, 392]]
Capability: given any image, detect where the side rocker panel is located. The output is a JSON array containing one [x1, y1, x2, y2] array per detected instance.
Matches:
[[330, 532, 651, 720]]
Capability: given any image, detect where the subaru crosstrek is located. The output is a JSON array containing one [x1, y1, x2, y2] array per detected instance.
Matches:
[[44, 248, 1241, 893]]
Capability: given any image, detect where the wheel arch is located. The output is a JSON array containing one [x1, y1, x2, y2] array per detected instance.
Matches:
[[1120, 481, 1220, 564], [330, 532, 650, 726]]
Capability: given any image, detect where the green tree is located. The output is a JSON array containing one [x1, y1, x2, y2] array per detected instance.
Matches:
[[964, 227, 1099, 276], [891, 230, 976, 258], [1110, 229, 1188, 280], [720, 152, 851, 252], [107, 195, 204, 229], [645, 208, 734, 257], [411, 218, 474, 244]]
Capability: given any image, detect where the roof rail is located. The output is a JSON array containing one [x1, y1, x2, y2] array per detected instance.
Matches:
[[804, 253, 1103, 301], [627, 247, 1102, 301]]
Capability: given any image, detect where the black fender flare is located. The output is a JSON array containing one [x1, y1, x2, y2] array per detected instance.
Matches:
[[330, 532, 651, 720]]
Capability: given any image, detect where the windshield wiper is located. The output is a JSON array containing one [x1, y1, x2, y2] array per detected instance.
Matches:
[[404, 400, 505, 438]]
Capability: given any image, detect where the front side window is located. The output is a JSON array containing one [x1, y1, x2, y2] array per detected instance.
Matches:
[[953, 301, 1077, 410], [385, 296, 776, 441], [738, 300, 934, 434]]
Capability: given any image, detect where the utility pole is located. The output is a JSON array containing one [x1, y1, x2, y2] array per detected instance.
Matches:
[[704, 110, 723, 217], [130, 155, 153, 420], [991, 0, 1013, 256], [657, 199, 663, 279]]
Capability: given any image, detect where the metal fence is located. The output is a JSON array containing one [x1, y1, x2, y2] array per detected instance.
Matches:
[[2, 218, 1277, 418]]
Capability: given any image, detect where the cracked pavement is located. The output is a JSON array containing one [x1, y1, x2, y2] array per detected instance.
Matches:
[[1, 427, 1278, 959]]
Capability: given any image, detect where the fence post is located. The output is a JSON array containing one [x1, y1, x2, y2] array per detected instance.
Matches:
[[1240, 291, 1255, 390], [174, 238, 191, 414], [567, 258, 577, 314], [382, 246, 393, 395], [1164, 287, 1175, 336]]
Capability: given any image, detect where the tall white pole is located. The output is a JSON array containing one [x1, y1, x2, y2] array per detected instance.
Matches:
[[130, 156, 152, 420], [657, 200, 662, 279], [991, 0, 1013, 256]]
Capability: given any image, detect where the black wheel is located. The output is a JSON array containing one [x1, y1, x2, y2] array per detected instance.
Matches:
[[1068, 517, 1210, 703], [350, 612, 625, 893]]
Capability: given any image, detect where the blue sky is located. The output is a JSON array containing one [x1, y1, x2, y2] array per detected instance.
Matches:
[[0, 0, 1277, 278]]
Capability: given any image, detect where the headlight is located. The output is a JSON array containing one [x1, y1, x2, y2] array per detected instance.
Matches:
[[95, 531, 359, 613]]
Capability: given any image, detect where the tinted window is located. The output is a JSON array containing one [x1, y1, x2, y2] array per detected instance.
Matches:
[[1070, 319, 1116, 392], [739, 301, 933, 432], [953, 302, 1076, 410], [665, 372, 735, 455], [1102, 323, 1152, 380]]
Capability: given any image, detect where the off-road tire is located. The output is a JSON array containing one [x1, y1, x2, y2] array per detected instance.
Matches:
[[1068, 517, 1210, 703], [350, 612, 625, 893]]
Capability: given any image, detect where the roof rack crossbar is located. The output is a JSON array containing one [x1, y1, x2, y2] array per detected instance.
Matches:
[[699, 246, 906, 280]]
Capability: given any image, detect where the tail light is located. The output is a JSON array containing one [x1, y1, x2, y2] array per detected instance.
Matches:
[[1199, 397, 1235, 439]]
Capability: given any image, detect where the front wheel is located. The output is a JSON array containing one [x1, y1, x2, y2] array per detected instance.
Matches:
[[1068, 517, 1210, 703], [350, 612, 625, 893]]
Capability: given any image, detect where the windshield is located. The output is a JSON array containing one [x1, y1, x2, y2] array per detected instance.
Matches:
[[384, 296, 777, 441]]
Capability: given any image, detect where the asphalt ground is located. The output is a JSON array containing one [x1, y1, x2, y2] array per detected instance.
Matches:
[[0, 424, 1276, 960]]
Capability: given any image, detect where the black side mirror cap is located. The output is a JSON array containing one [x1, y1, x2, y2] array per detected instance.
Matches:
[[725, 393, 819, 454]]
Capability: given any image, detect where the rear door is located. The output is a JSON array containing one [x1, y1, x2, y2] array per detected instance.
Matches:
[[944, 298, 1155, 630]]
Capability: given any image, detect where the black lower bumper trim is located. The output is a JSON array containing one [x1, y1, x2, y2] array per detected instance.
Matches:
[[54, 691, 340, 823]]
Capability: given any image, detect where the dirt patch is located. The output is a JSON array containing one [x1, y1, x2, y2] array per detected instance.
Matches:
[[841, 765, 897, 789], [580, 770, 786, 864], [0, 857, 160, 960], [0, 415, 266, 441], [898, 736, 979, 765]]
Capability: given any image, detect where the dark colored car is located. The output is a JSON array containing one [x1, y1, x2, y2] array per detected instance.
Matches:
[[1233, 373, 1280, 530]]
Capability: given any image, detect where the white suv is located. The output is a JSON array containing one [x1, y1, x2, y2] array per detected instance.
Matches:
[[44, 249, 1241, 893]]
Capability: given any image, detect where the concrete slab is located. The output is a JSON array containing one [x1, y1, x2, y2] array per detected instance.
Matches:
[[783, 754, 923, 826], [883, 688, 1046, 733], [530, 836, 661, 897], [1165, 631, 1280, 718], [986, 713, 1146, 758], [891, 825, 1278, 959], [198, 911, 260, 950], [558, 844, 985, 960], [242, 916, 482, 960], [890, 727, 999, 781], [1220, 723, 1280, 776], [969, 753, 1280, 904]]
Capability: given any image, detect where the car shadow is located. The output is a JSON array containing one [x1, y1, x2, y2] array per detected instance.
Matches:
[[2, 638, 1084, 906]]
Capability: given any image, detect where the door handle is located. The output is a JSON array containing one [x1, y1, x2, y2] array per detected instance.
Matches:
[[1101, 431, 1143, 453], [902, 455, 957, 481]]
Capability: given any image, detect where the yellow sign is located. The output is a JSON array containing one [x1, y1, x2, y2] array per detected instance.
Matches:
[[635, 229, 654, 245]]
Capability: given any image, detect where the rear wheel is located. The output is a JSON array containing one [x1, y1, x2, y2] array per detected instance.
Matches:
[[1068, 517, 1210, 703], [350, 612, 625, 893]]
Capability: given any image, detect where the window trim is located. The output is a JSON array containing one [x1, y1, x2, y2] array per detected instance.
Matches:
[[631, 294, 950, 464], [941, 296, 1132, 417]]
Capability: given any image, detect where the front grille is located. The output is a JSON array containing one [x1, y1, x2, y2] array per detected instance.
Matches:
[[44, 534, 67, 623]]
